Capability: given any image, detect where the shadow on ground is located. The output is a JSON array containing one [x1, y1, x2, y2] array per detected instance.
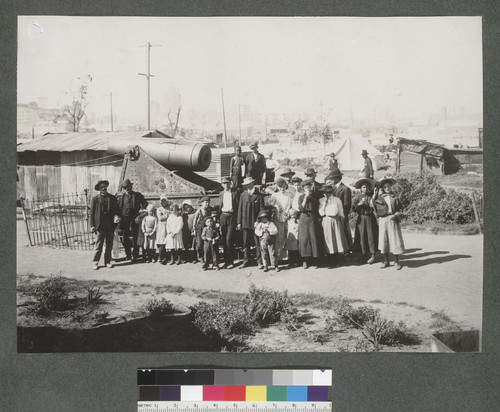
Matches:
[[18, 313, 220, 352]]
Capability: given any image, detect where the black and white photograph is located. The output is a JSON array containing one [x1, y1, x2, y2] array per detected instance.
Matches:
[[16, 16, 483, 353]]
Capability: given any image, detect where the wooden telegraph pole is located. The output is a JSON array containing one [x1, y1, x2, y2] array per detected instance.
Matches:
[[221, 88, 228, 149], [138, 42, 161, 130]]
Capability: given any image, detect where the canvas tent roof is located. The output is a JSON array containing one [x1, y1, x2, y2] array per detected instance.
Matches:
[[332, 135, 384, 171]]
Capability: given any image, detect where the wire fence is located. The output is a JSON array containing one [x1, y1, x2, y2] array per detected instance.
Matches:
[[20, 191, 95, 251]]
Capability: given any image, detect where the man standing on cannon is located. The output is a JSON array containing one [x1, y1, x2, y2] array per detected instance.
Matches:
[[117, 178, 148, 262], [230, 145, 245, 189], [245, 141, 266, 186]]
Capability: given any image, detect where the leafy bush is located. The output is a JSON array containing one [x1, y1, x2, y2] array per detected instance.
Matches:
[[192, 299, 255, 347], [335, 299, 379, 327], [244, 284, 298, 327], [26, 276, 69, 316], [141, 296, 178, 318], [395, 172, 475, 224]]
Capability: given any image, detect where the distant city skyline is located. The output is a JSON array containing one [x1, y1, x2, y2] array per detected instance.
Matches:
[[18, 16, 482, 129]]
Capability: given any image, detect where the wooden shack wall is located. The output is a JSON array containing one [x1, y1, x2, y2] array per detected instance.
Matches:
[[17, 150, 124, 200]]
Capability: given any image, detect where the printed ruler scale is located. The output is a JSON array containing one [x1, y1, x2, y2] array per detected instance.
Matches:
[[138, 401, 332, 411], [138, 369, 332, 412]]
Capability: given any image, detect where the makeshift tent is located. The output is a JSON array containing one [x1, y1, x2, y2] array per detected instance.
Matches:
[[332, 135, 384, 171]]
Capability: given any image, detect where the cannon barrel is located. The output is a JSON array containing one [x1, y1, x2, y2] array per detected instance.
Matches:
[[107, 136, 212, 172]]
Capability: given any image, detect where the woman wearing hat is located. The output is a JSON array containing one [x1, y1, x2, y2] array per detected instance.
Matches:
[[372, 177, 405, 270], [319, 183, 348, 265], [265, 177, 292, 263], [286, 176, 303, 266], [298, 179, 324, 269], [181, 199, 196, 262], [352, 178, 378, 264], [156, 195, 170, 264]]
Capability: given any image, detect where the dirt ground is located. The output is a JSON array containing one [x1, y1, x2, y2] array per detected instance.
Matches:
[[17, 220, 483, 337]]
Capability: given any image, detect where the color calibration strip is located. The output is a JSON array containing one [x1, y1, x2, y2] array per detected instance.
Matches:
[[139, 385, 329, 402], [138, 369, 332, 386]]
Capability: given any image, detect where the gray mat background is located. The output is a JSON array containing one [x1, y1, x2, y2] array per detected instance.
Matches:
[[1, 1, 499, 411]]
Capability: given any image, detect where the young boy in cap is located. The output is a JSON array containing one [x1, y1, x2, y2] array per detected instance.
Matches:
[[254, 210, 279, 272], [201, 217, 221, 270], [90, 180, 121, 270], [192, 196, 212, 263]]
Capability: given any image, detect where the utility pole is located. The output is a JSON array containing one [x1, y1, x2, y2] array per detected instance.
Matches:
[[221, 88, 228, 149], [138, 42, 161, 130], [110, 92, 114, 132], [238, 104, 242, 147]]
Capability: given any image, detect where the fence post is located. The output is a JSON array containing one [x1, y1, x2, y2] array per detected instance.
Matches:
[[58, 200, 70, 247], [20, 197, 33, 247]]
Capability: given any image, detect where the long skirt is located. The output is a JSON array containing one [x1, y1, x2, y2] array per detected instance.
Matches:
[[322, 216, 347, 254], [286, 218, 299, 251], [298, 214, 323, 258], [274, 220, 288, 260], [356, 214, 378, 255], [378, 216, 405, 255]]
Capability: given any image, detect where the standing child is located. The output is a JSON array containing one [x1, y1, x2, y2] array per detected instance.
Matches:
[[141, 204, 157, 263], [135, 207, 149, 262], [201, 217, 220, 270], [166, 204, 184, 265], [192, 196, 212, 263], [254, 210, 279, 272], [181, 200, 196, 262]]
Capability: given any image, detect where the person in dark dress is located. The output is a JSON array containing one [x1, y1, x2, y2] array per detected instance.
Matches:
[[330, 168, 353, 252], [352, 178, 378, 264], [298, 179, 324, 269], [116, 178, 148, 261], [90, 180, 121, 270], [237, 177, 265, 268]]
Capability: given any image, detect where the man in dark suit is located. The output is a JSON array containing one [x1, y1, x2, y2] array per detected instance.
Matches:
[[218, 176, 241, 269], [361, 149, 374, 179], [305, 167, 323, 198], [245, 141, 266, 185], [237, 177, 265, 268], [90, 180, 121, 269], [330, 168, 353, 252], [116, 178, 148, 261]]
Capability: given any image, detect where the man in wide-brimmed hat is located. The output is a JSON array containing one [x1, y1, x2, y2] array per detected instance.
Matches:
[[361, 149, 374, 179], [90, 180, 121, 270], [329, 168, 353, 252], [116, 178, 148, 261], [229, 145, 245, 189], [245, 141, 266, 185], [326, 152, 338, 172], [218, 176, 242, 269], [237, 177, 265, 268], [305, 167, 323, 197]]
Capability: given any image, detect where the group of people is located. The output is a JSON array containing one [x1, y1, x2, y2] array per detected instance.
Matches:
[[90, 143, 404, 271]]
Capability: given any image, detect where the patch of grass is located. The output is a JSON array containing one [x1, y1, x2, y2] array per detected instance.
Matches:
[[430, 309, 462, 331], [396, 301, 409, 307], [370, 299, 383, 304]]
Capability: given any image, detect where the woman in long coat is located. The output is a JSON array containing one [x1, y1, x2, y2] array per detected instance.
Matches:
[[286, 176, 302, 266], [266, 177, 292, 262], [298, 179, 324, 269], [372, 177, 405, 270], [156, 195, 170, 264], [352, 178, 378, 264], [319, 184, 347, 265]]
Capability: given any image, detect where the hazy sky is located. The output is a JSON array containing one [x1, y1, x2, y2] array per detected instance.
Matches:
[[18, 16, 482, 124]]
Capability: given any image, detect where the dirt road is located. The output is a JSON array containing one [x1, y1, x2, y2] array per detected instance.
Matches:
[[17, 221, 483, 329]]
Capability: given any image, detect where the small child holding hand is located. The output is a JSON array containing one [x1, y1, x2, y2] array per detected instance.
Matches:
[[254, 210, 279, 272], [201, 217, 220, 271]]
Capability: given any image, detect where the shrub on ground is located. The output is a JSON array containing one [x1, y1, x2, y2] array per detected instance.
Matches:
[[26, 275, 69, 316], [395, 172, 475, 224], [244, 284, 298, 327], [141, 296, 178, 318], [192, 299, 255, 348]]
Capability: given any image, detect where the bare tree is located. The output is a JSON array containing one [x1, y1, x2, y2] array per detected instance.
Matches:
[[167, 104, 182, 138], [63, 75, 92, 132]]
